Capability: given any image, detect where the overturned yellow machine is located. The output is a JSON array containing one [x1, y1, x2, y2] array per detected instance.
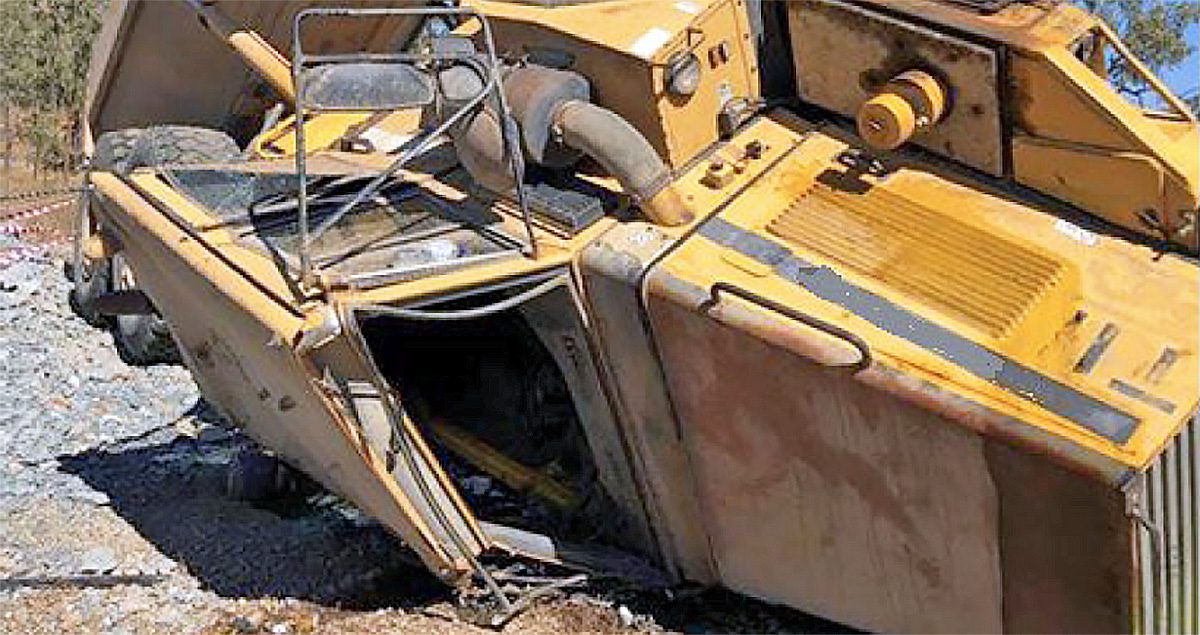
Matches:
[[77, 0, 1199, 631]]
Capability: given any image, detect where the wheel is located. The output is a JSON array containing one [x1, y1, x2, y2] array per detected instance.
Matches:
[[110, 254, 182, 366], [132, 125, 240, 166], [68, 129, 144, 326], [92, 128, 143, 174], [72, 125, 241, 364]]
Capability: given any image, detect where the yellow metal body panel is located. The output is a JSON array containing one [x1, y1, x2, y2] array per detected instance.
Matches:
[[468, 0, 760, 169], [658, 113, 1198, 475], [250, 109, 425, 158], [122, 157, 618, 312], [787, 0, 1200, 249], [1010, 41, 1199, 246], [88, 171, 486, 580], [251, 113, 371, 157], [765, 182, 1080, 351], [78, 1, 1200, 629], [578, 111, 1162, 632]]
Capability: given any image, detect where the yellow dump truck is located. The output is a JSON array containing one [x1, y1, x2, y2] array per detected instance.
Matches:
[[76, 0, 1199, 631]]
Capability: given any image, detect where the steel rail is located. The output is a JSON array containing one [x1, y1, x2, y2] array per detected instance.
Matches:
[[292, 6, 537, 287]]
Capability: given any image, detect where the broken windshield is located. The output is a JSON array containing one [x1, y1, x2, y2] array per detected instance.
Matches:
[[160, 167, 519, 286]]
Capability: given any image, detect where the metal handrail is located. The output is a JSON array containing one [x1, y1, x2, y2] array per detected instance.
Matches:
[[291, 6, 538, 285]]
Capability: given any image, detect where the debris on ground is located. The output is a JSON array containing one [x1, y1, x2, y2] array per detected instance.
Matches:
[[0, 215, 838, 634]]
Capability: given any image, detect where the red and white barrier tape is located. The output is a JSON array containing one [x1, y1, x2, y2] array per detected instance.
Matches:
[[0, 224, 64, 238], [0, 196, 75, 269], [0, 237, 70, 269], [0, 187, 79, 203], [0, 199, 73, 223]]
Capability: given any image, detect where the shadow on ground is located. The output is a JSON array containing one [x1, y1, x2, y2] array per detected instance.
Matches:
[[56, 417, 448, 610], [56, 403, 851, 633]]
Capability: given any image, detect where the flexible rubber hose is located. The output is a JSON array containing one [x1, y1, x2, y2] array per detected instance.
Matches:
[[553, 100, 692, 226]]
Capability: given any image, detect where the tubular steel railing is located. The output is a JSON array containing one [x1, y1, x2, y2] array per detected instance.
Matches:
[[291, 7, 537, 287]]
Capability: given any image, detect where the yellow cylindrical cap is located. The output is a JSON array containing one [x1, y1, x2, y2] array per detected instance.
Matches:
[[857, 92, 917, 150], [856, 69, 948, 151]]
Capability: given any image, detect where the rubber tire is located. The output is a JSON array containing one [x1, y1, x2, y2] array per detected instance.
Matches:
[[75, 125, 240, 365], [68, 129, 144, 325], [92, 129, 143, 174], [132, 125, 240, 167], [110, 254, 182, 366]]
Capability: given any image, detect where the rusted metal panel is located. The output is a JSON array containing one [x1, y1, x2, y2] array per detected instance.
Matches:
[[575, 226, 720, 584], [984, 440, 1132, 633], [643, 269, 1005, 633], [642, 264, 1143, 632], [89, 173, 480, 583], [86, 0, 425, 137], [518, 289, 663, 559], [788, 0, 1005, 175]]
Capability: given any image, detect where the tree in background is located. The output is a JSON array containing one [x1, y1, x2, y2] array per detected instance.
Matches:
[[1078, 0, 1200, 112], [0, 0, 1195, 177], [0, 0, 101, 177]]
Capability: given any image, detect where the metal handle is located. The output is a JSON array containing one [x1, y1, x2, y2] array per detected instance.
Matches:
[[705, 282, 872, 373]]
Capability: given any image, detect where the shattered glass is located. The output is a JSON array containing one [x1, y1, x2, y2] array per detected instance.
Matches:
[[159, 167, 517, 281], [162, 169, 303, 220]]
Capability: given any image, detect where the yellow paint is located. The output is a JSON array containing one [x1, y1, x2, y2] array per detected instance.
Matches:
[[467, 0, 759, 169], [991, 4, 1198, 248], [1010, 40, 1198, 247], [659, 114, 1198, 472], [431, 421, 581, 510], [91, 171, 484, 577], [124, 157, 622, 312], [82, 232, 120, 261], [790, 0, 1198, 249], [857, 92, 918, 151], [91, 0, 1198, 481], [187, 0, 296, 103], [225, 30, 295, 104], [766, 181, 1081, 355], [251, 113, 372, 158], [857, 70, 946, 151]]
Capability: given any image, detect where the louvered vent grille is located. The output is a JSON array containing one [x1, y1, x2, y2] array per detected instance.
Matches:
[[767, 184, 1069, 340], [1138, 416, 1200, 633]]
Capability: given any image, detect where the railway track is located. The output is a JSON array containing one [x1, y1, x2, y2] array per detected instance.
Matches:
[[0, 190, 79, 269]]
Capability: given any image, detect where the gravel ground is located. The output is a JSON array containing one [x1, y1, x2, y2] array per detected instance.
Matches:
[[0, 237, 840, 635]]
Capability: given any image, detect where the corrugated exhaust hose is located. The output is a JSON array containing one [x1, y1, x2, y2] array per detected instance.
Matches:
[[553, 100, 692, 226], [439, 65, 522, 194], [444, 63, 692, 227]]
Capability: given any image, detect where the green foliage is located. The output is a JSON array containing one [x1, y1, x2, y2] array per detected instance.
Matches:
[[1078, 0, 1200, 112], [0, 0, 101, 109], [1081, 0, 1199, 70], [0, 0, 103, 171]]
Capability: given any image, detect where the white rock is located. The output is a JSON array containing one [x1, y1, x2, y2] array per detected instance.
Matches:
[[80, 546, 118, 574], [617, 604, 635, 628], [72, 489, 111, 506]]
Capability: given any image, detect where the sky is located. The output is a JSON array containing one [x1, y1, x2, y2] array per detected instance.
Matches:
[[1161, 22, 1199, 100]]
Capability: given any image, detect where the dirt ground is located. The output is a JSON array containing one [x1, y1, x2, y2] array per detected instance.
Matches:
[[0, 200, 843, 634]]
